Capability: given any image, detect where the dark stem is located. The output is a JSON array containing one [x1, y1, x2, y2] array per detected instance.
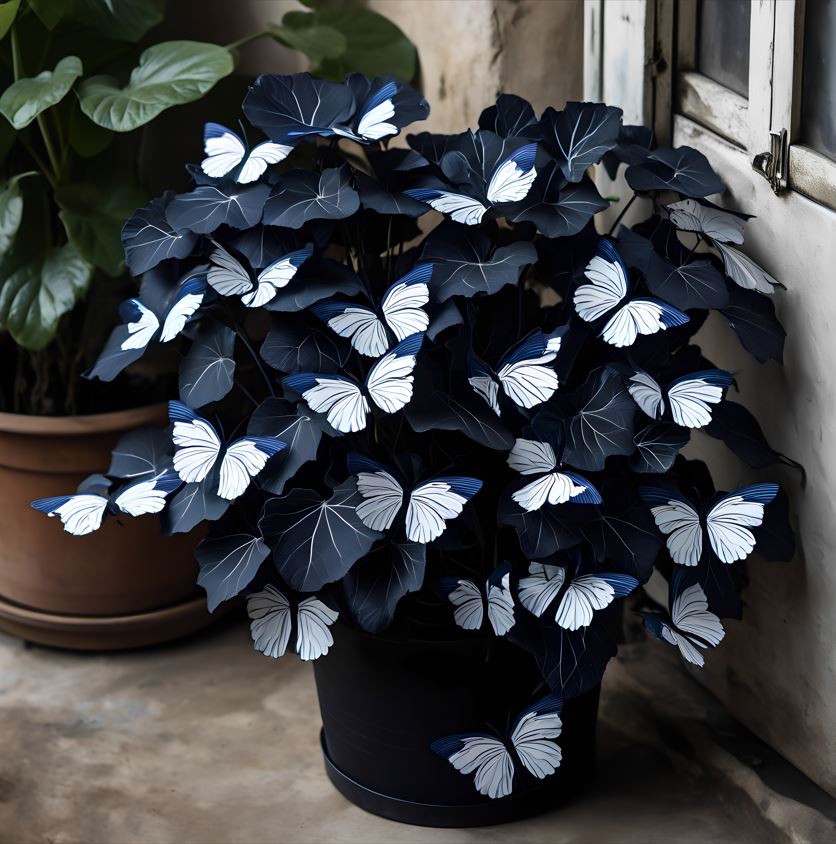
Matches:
[[607, 192, 638, 236], [232, 320, 276, 398]]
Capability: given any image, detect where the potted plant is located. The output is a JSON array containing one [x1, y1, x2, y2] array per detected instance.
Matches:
[[0, 1, 416, 649], [33, 70, 796, 823]]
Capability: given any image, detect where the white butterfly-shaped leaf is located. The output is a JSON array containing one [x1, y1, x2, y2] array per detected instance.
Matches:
[[518, 562, 638, 630], [643, 577, 724, 667], [641, 483, 778, 566], [404, 144, 537, 225], [468, 329, 564, 415], [348, 453, 481, 544], [442, 564, 515, 636], [627, 369, 732, 429], [247, 585, 338, 661], [118, 274, 206, 352], [405, 189, 488, 225], [169, 401, 286, 500], [667, 198, 746, 244], [201, 122, 293, 183], [31, 473, 181, 536], [207, 241, 312, 307], [485, 144, 538, 204], [574, 239, 688, 347], [715, 242, 782, 294], [283, 333, 423, 433], [431, 693, 563, 799], [311, 264, 431, 357], [506, 438, 601, 511]]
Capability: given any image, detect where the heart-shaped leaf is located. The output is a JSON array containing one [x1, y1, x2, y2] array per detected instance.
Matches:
[[720, 286, 786, 363], [263, 166, 359, 229], [0, 244, 92, 350], [263, 256, 364, 312], [165, 182, 269, 234], [343, 541, 426, 633], [555, 367, 636, 471], [33, 0, 166, 41], [630, 422, 689, 474], [0, 56, 82, 129], [108, 426, 174, 479], [78, 41, 233, 132], [626, 147, 724, 197], [178, 321, 236, 408], [537, 102, 623, 182], [248, 398, 330, 496], [507, 164, 608, 237], [196, 531, 271, 612], [498, 489, 586, 558], [163, 468, 229, 535], [259, 478, 382, 592], [261, 315, 350, 373], [420, 220, 536, 303], [122, 192, 199, 275]]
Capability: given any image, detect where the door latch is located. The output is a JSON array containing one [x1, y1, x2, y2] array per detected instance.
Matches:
[[752, 129, 788, 195]]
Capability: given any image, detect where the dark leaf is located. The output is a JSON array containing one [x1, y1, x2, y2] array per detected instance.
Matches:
[[263, 255, 364, 312], [508, 609, 618, 698], [178, 321, 236, 408], [343, 541, 426, 633], [507, 165, 608, 237], [354, 170, 427, 217], [426, 299, 463, 341], [259, 478, 382, 592], [498, 489, 585, 558], [242, 73, 355, 142], [165, 182, 269, 234], [625, 146, 724, 197], [262, 166, 359, 229], [556, 366, 636, 471], [196, 531, 270, 612], [261, 315, 349, 373], [478, 93, 538, 138], [602, 123, 654, 180], [752, 487, 795, 562], [579, 487, 662, 582], [704, 400, 798, 470], [537, 102, 623, 182], [420, 220, 536, 302], [404, 365, 515, 450], [108, 426, 173, 479], [163, 469, 229, 535], [121, 192, 198, 276], [618, 224, 729, 310], [720, 286, 786, 364], [630, 422, 689, 474], [248, 398, 330, 496]]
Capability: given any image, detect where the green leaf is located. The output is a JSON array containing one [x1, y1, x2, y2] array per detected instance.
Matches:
[[0, 174, 23, 253], [77, 40, 234, 132], [0, 244, 93, 350], [0, 0, 20, 40], [29, 0, 164, 40], [0, 55, 83, 129], [271, 19, 347, 65], [285, 8, 417, 81], [57, 182, 145, 276]]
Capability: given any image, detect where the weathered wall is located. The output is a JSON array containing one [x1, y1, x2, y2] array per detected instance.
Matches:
[[172, 1, 584, 131]]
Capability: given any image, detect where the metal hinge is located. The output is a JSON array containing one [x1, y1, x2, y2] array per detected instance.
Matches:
[[752, 129, 788, 195]]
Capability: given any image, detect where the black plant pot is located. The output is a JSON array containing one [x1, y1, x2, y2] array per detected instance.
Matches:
[[313, 623, 600, 828]]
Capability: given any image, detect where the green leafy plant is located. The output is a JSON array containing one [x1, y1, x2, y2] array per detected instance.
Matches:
[[0, 0, 417, 415]]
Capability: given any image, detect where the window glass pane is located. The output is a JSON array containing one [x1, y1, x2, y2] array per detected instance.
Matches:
[[697, 0, 750, 98], [801, 0, 836, 161]]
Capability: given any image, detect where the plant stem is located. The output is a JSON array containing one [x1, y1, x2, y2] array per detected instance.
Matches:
[[683, 233, 703, 264], [11, 26, 61, 183], [225, 29, 271, 51], [233, 320, 276, 398], [607, 192, 638, 235]]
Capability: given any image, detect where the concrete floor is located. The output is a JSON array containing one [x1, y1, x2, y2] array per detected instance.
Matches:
[[0, 617, 834, 844]]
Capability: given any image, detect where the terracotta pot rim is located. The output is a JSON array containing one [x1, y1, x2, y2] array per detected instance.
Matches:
[[0, 402, 167, 437]]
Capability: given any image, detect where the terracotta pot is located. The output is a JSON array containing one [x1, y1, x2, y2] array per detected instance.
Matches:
[[0, 404, 212, 650]]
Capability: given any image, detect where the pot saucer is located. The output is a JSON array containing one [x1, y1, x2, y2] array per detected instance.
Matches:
[[0, 593, 223, 651]]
